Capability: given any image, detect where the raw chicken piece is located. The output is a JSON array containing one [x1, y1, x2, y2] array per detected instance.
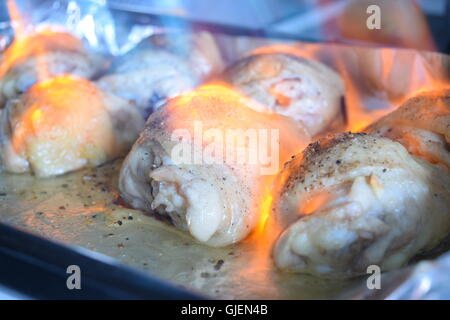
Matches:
[[0, 31, 104, 107], [366, 89, 450, 170], [96, 33, 224, 117], [119, 84, 308, 246], [222, 53, 345, 136], [0, 75, 144, 177], [272, 132, 450, 278]]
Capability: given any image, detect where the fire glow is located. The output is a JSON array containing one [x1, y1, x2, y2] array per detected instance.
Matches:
[[1, 0, 84, 81], [3, 0, 449, 243]]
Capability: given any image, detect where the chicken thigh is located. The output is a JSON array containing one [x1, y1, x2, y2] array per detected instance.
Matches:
[[273, 89, 450, 278], [0, 31, 103, 107], [96, 33, 223, 117], [0, 75, 143, 177], [119, 84, 308, 246], [366, 89, 450, 170], [222, 53, 345, 136], [96, 49, 197, 117], [272, 132, 450, 278]]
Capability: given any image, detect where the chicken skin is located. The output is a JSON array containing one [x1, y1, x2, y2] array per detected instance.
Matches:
[[366, 89, 450, 170], [119, 84, 308, 246], [96, 49, 199, 118], [96, 33, 223, 117], [272, 132, 450, 278], [0, 31, 103, 107], [222, 53, 345, 136], [0, 76, 143, 177]]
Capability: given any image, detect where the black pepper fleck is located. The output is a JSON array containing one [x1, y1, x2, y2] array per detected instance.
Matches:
[[214, 259, 224, 271]]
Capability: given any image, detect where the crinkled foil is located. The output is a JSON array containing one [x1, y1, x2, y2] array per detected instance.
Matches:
[[1, 0, 450, 300], [0, 0, 165, 55]]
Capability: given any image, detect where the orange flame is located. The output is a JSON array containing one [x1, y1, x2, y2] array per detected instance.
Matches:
[[236, 41, 450, 255], [0, 29, 83, 80], [2, 1, 83, 81], [4, 0, 51, 80], [7, 0, 25, 37], [11, 75, 115, 159]]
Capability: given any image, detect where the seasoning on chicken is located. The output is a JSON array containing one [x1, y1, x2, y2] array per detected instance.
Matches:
[[0, 31, 104, 107], [119, 84, 308, 246], [0, 75, 144, 177], [272, 132, 450, 278], [222, 53, 345, 136]]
